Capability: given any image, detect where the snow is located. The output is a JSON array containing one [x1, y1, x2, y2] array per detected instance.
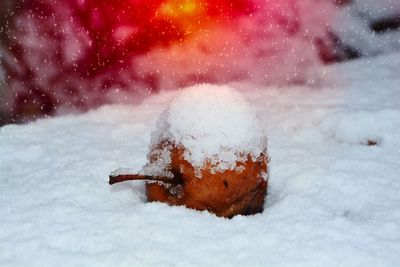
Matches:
[[148, 84, 267, 176], [352, 0, 400, 20], [333, 0, 400, 57], [1, 52, 400, 266]]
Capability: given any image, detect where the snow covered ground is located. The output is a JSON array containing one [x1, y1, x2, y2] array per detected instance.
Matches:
[[333, 0, 400, 57], [1, 53, 400, 267]]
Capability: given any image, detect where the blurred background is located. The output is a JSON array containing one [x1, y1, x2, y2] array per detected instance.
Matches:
[[1, 0, 399, 125]]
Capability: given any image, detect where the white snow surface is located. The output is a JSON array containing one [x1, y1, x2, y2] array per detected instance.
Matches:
[[333, 0, 400, 56], [1, 53, 400, 266], [150, 84, 266, 175]]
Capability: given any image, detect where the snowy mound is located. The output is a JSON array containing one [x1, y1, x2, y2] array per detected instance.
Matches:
[[150, 84, 267, 175]]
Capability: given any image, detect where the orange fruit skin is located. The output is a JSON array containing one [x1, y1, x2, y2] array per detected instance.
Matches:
[[146, 144, 268, 218]]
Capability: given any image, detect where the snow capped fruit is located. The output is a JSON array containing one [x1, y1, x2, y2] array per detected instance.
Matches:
[[109, 84, 269, 218]]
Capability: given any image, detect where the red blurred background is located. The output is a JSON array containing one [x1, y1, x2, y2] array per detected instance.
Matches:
[[0, 0, 399, 124]]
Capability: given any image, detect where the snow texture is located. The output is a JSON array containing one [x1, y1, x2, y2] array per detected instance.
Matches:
[[333, 0, 400, 57], [147, 84, 267, 176], [1, 53, 400, 266]]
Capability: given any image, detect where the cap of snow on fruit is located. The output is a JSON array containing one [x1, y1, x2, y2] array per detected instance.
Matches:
[[110, 84, 269, 218], [151, 83, 268, 176]]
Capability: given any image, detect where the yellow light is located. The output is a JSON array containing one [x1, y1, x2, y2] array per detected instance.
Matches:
[[180, 1, 197, 15], [156, 0, 207, 36], [159, 0, 203, 18]]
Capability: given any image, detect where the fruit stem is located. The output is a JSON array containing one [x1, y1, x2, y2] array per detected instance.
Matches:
[[109, 174, 179, 185]]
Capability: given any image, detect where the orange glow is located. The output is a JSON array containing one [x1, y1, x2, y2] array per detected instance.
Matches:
[[157, 0, 207, 34], [159, 0, 204, 17]]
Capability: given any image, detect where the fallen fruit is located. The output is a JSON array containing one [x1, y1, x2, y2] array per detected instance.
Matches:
[[110, 140, 268, 218], [109, 84, 269, 218]]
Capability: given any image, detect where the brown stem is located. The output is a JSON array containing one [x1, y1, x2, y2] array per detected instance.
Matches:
[[109, 174, 180, 185]]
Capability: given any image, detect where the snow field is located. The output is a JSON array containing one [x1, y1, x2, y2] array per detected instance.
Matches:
[[1, 53, 400, 266]]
